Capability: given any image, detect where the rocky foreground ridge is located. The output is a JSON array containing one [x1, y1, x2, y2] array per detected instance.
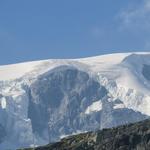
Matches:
[[20, 119, 150, 150]]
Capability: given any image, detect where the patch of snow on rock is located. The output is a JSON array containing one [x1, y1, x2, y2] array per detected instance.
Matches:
[[85, 100, 102, 114]]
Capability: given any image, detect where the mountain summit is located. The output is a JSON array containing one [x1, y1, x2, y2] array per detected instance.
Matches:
[[0, 52, 150, 149]]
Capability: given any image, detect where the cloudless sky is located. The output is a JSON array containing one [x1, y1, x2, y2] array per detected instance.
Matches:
[[0, 0, 150, 65]]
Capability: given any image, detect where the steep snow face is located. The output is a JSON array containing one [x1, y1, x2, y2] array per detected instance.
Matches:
[[78, 53, 150, 94], [95, 53, 150, 116], [0, 52, 150, 149], [118, 53, 150, 93]]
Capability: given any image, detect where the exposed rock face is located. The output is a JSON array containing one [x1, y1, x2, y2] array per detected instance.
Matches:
[[28, 66, 108, 142], [27, 66, 147, 143], [23, 119, 150, 150]]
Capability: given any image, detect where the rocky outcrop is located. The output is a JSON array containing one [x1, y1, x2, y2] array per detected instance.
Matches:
[[22, 119, 150, 150]]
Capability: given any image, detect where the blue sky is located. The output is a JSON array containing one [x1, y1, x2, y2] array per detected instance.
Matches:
[[0, 0, 150, 64]]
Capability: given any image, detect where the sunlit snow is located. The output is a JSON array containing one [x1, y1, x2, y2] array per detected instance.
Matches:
[[85, 100, 102, 114]]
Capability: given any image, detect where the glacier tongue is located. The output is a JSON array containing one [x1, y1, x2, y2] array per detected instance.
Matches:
[[0, 52, 149, 149]]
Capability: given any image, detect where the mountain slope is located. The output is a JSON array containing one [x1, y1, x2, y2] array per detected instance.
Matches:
[[0, 52, 150, 149], [21, 119, 150, 150]]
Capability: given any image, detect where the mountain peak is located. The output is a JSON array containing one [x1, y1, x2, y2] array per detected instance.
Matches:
[[0, 52, 150, 149]]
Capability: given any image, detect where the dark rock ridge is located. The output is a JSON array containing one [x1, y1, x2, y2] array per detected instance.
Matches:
[[21, 119, 150, 150]]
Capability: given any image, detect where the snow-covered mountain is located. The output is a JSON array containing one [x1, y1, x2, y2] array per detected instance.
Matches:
[[0, 52, 150, 149]]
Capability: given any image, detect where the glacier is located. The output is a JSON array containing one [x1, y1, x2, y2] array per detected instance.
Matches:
[[0, 52, 150, 149]]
